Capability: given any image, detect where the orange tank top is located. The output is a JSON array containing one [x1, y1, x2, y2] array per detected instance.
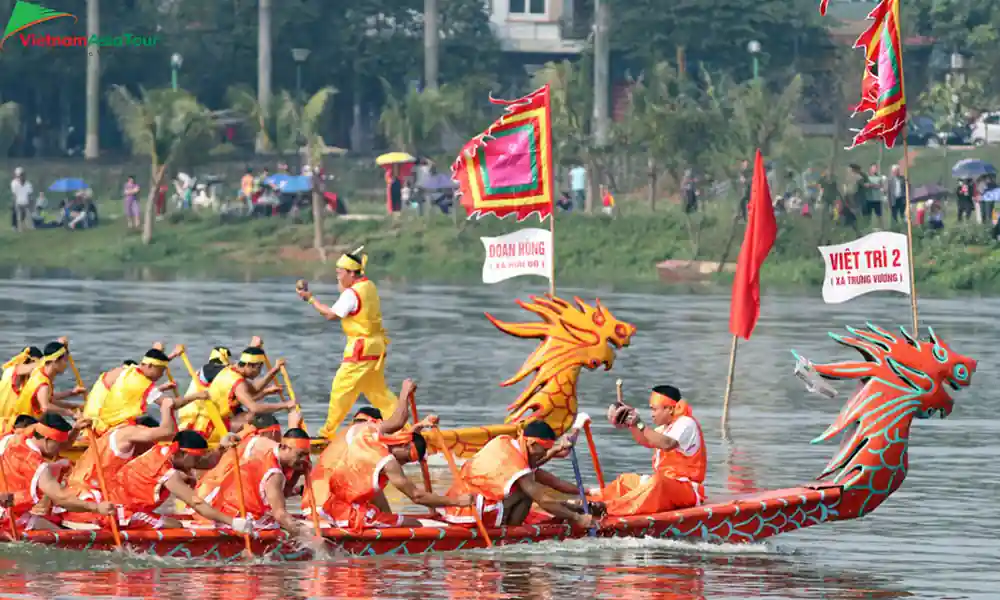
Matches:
[[0, 433, 55, 514], [324, 428, 394, 510], [64, 427, 135, 495], [450, 435, 532, 502], [310, 422, 375, 511], [195, 434, 278, 499], [111, 444, 177, 512], [207, 447, 286, 519], [652, 416, 707, 483]]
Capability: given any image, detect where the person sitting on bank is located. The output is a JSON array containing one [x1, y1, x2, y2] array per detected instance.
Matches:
[[590, 385, 706, 517]]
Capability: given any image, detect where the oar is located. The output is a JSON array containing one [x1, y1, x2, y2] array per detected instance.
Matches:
[[431, 426, 492, 547], [303, 467, 323, 538], [407, 392, 433, 493], [262, 354, 288, 403], [0, 458, 20, 541], [279, 364, 307, 431], [568, 444, 596, 538], [229, 445, 254, 558], [86, 427, 123, 550], [66, 351, 84, 388], [178, 350, 198, 380]]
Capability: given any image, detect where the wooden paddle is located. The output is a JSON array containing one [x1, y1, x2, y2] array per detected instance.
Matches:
[[229, 445, 254, 557], [86, 427, 122, 549], [279, 364, 306, 431], [431, 426, 492, 547], [302, 468, 323, 538], [407, 392, 433, 493]]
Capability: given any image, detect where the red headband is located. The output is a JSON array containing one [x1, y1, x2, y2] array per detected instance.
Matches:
[[167, 441, 207, 456], [528, 437, 555, 449], [282, 437, 311, 451], [33, 424, 69, 443]]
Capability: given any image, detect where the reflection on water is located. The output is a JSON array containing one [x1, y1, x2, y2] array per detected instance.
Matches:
[[1, 279, 998, 599]]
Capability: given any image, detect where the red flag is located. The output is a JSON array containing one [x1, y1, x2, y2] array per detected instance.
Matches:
[[729, 149, 777, 340]]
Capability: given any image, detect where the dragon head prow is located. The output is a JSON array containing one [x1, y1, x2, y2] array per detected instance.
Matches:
[[485, 294, 636, 429], [797, 323, 976, 506]]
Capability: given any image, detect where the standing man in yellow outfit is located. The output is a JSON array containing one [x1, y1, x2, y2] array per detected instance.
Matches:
[[296, 246, 398, 439]]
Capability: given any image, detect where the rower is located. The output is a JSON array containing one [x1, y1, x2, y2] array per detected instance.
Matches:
[[438, 421, 594, 529], [15, 341, 86, 420], [296, 246, 399, 438], [92, 346, 187, 435], [81, 358, 149, 425], [0, 413, 114, 531], [176, 344, 235, 437], [307, 380, 436, 521], [317, 393, 471, 530], [64, 396, 183, 505], [195, 347, 293, 443], [92, 430, 253, 532], [0, 346, 43, 433], [198, 428, 313, 535], [594, 385, 706, 516]]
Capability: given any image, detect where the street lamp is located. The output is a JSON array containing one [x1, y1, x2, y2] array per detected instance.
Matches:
[[170, 53, 183, 91], [747, 40, 761, 81], [292, 48, 311, 95]]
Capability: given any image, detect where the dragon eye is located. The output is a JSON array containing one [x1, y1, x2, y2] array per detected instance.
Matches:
[[614, 324, 627, 338], [953, 364, 969, 381], [933, 346, 948, 363], [592, 312, 606, 327]]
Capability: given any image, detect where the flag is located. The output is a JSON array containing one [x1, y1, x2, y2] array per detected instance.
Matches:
[[824, 0, 906, 148], [818, 232, 910, 304], [452, 85, 554, 221], [817, 0, 829, 15], [729, 149, 777, 340]]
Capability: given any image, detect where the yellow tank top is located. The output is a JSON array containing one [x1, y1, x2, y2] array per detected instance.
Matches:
[[340, 278, 388, 360], [14, 369, 50, 421], [207, 366, 245, 421], [96, 366, 155, 435], [178, 369, 212, 435], [82, 371, 113, 425], [0, 367, 29, 433]]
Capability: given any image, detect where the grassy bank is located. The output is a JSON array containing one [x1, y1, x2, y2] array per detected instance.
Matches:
[[3, 203, 1000, 295]]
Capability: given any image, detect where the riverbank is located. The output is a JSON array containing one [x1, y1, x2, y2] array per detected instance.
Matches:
[[3, 207, 1000, 295]]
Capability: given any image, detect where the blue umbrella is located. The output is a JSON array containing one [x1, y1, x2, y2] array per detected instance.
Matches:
[[952, 159, 996, 179], [263, 174, 292, 187], [981, 188, 1000, 203], [276, 175, 312, 194], [420, 174, 457, 191], [48, 178, 88, 193]]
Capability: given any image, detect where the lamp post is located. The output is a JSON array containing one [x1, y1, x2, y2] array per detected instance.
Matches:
[[292, 48, 311, 96], [747, 40, 761, 81], [170, 53, 183, 91]]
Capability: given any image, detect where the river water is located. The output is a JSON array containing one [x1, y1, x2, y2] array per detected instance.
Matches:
[[0, 278, 996, 600]]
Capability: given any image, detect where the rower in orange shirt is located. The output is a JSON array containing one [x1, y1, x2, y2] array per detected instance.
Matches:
[[198, 428, 313, 535], [0, 413, 114, 531], [0, 346, 43, 433], [85, 430, 252, 532], [438, 421, 593, 529], [593, 385, 706, 516]]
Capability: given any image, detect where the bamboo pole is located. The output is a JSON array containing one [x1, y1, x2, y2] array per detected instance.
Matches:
[[549, 213, 556, 296], [720, 335, 739, 430]]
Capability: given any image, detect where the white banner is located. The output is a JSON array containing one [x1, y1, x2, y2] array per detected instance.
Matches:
[[481, 228, 552, 284], [819, 231, 910, 304]]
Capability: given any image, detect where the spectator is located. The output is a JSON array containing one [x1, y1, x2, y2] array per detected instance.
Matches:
[[239, 167, 255, 210], [569, 164, 586, 211], [11, 167, 33, 232], [926, 199, 944, 230], [738, 159, 751, 220], [864, 163, 884, 228], [681, 169, 698, 213], [888, 165, 907, 224], [386, 166, 402, 215], [600, 185, 616, 217], [123, 175, 140, 229], [842, 164, 864, 232], [556, 191, 572, 212], [956, 177, 974, 222]]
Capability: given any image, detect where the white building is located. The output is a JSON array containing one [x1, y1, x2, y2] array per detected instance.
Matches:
[[488, 0, 586, 54]]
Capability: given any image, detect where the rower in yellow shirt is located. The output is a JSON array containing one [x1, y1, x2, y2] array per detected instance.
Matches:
[[296, 246, 398, 438], [12, 341, 86, 421], [0, 346, 43, 433], [92, 347, 185, 435]]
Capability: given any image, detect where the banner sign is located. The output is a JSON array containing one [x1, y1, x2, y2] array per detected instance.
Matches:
[[818, 231, 909, 304], [481, 228, 552, 284]]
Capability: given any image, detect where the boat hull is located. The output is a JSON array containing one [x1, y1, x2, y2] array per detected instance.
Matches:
[[9, 485, 842, 561]]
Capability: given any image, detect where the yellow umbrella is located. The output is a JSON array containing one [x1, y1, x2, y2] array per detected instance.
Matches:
[[376, 152, 417, 166]]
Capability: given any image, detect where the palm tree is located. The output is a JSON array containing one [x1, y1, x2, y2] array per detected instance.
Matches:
[[377, 81, 466, 155], [231, 86, 336, 258], [106, 86, 213, 244]]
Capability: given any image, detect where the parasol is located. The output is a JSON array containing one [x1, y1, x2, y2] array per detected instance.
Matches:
[[376, 152, 417, 179], [48, 178, 89, 193], [909, 183, 948, 203], [952, 158, 996, 179]]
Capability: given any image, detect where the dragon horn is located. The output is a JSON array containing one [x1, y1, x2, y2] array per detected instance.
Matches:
[[927, 326, 938, 344], [899, 326, 918, 346]]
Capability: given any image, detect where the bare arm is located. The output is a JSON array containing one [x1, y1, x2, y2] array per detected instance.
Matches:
[[12, 364, 36, 377], [517, 474, 588, 523], [36, 385, 76, 415], [243, 366, 281, 395], [233, 381, 294, 414], [163, 472, 234, 527], [534, 469, 581, 495], [171, 389, 209, 410], [37, 468, 105, 513], [304, 297, 342, 321], [378, 381, 413, 435], [383, 460, 469, 508], [264, 472, 307, 534], [629, 424, 678, 451], [119, 398, 178, 448]]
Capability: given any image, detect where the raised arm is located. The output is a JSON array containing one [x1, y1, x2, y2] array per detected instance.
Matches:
[[233, 380, 295, 414], [296, 281, 356, 322], [378, 380, 414, 435], [243, 360, 283, 395], [382, 460, 472, 508], [119, 398, 179, 448]]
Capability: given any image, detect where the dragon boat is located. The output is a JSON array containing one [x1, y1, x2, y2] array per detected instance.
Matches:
[[7, 296, 976, 561]]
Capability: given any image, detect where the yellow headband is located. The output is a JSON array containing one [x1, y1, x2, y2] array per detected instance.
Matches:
[[44, 347, 66, 363], [240, 352, 265, 364], [336, 246, 368, 273], [141, 356, 169, 367], [209, 348, 231, 363], [3, 348, 31, 370]]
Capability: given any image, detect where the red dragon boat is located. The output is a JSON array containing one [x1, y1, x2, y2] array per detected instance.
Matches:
[[3, 296, 977, 561]]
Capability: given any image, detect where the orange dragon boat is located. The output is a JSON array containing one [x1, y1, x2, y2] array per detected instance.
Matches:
[[4, 296, 976, 561]]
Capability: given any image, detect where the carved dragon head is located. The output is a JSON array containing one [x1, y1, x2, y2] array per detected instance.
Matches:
[[486, 295, 636, 427], [796, 323, 976, 517]]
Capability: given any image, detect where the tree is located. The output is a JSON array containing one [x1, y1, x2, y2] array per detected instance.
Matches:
[[377, 81, 467, 155], [0, 99, 21, 157], [106, 86, 213, 244], [296, 89, 338, 261], [85, 0, 100, 159]]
